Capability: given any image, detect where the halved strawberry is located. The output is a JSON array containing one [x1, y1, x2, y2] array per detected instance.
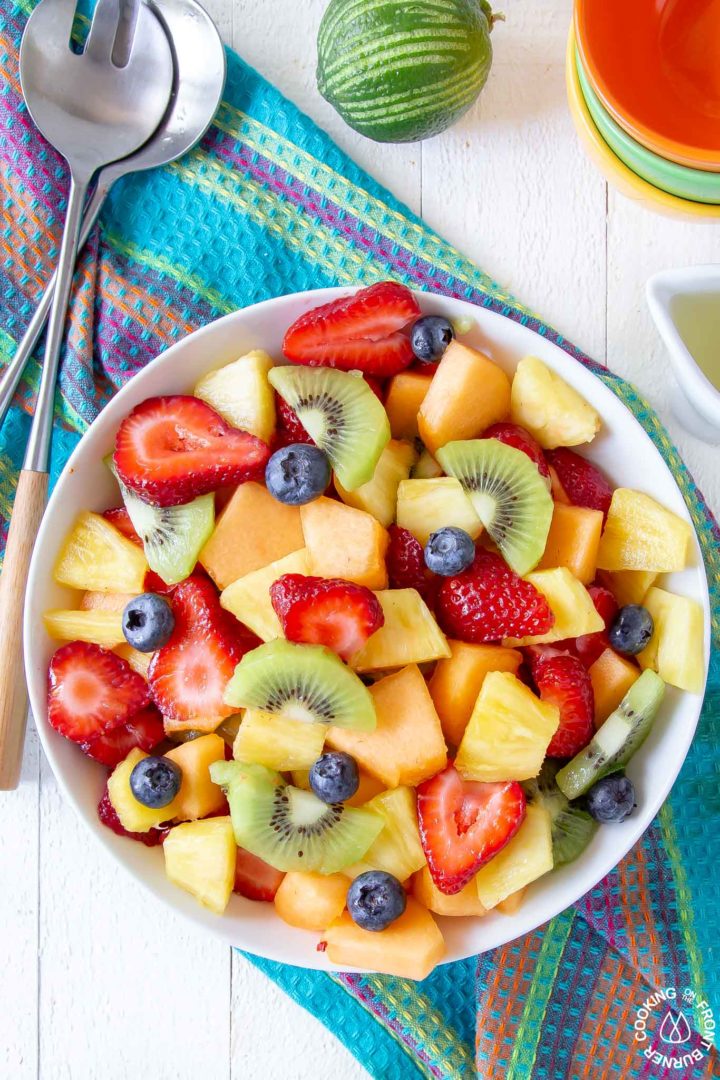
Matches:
[[270, 574, 384, 662], [102, 506, 140, 543], [97, 789, 170, 847], [416, 763, 526, 894], [282, 282, 420, 377], [526, 648, 595, 758], [274, 394, 315, 448], [80, 706, 166, 767], [482, 422, 551, 480], [545, 448, 613, 520], [556, 584, 619, 668], [48, 642, 150, 742], [113, 396, 270, 508], [233, 848, 285, 901]]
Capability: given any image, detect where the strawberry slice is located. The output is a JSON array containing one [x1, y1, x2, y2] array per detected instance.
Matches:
[[482, 422, 551, 480], [556, 584, 619, 668], [417, 763, 526, 894], [81, 706, 166, 767], [149, 576, 259, 727], [48, 642, 150, 742], [233, 848, 285, 901], [282, 282, 420, 377], [97, 789, 170, 847], [274, 394, 315, 448], [102, 506, 141, 543], [113, 396, 270, 508], [526, 647, 595, 757], [437, 549, 554, 643], [545, 448, 613, 520], [270, 574, 384, 662]]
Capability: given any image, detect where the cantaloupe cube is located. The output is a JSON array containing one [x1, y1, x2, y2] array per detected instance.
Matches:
[[335, 439, 416, 527], [589, 648, 640, 728], [510, 356, 601, 449], [596, 489, 692, 573], [54, 511, 148, 593], [108, 749, 181, 832], [504, 567, 605, 646], [324, 897, 446, 980], [417, 341, 511, 453], [428, 641, 523, 748], [496, 887, 527, 915], [350, 589, 450, 672], [636, 588, 705, 693], [345, 786, 426, 882], [327, 664, 447, 788], [274, 872, 348, 931], [80, 591, 136, 612], [597, 569, 658, 608], [165, 734, 228, 821], [396, 477, 483, 547], [114, 642, 153, 679], [44, 609, 126, 647], [300, 497, 389, 589], [233, 709, 326, 771], [200, 481, 305, 589], [413, 865, 487, 917], [220, 548, 309, 640], [164, 817, 236, 914], [475, 804, 553, 908], [385, 371, 433, 440], [538, 503, 603, 584]]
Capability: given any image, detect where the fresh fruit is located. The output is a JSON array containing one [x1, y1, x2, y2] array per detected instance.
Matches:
[[129, 755, 182, 808], [102, 506, 141, 542], [481, 422, 551, 480], [300, 497, 389, 590], [386, 525, 430, 596], [412, 866, 487, 917], [114, 642, 153, 679], [108, 748, 180, 832], [270, 574, 384, 662], [416, 762, 526, 893], [224, 639, 377, 731], [274, 871, 348, 929], [122, 593, 175, 652], [597, 569, 658, 608], [510, 357, 601, 449], [504, 567, 605, 646], [220, 548, 310, 641], [545, 447, 613, 518], [211, 760, 383, 873], [474, 804, 553, 909], [556, 670, 665, 799], [80, 707, 165, 767], [527, 650, 595, 758], [561, 583, 619, 667], [596, 489, 692, 572], [233, 710, 327, 771], [428, 641, 522, 747], [97, 788, 169, 847], [410, 316, 454, 363], [80, 590, 137, 613], [412, 448, 443, 479], [588, 648, 640, 727], [164, 734, 228, 821], [281, 281, 419, 375], [47, 642, 150, 742], [328, 665, 447, 787], [290, 766, 385, 807], [264, 444, 331, 506], [455, 671, 559, 782], [335, 439, 416, 527], [163, 816, 236, 914], [323, 897, 446, 981], [347, 871, 406, 931], [548, 466, 570, 504], [424, 526, 476, 577], [417, 342, 511, 454], [113, 395, 270, 507], [636, 588, 705, 693], [233, 848, 285, 902], [523, 762, 597, 866], [496, 888, 526, 915], [537, 503, 604, 585], [199, 481, 305, 590], [436, 549, 554, 644], [275, 394, 314, 447], [54, 510, 147, 593], [349, 590, 451, 671], [309, 751, 360, 804], [193, 350, 276, 443], [44, 609, 126, 647], [587, 775, 636, 823], [346, 786, 426, 882], [608, 605, 654, 656], [396, 477, 482, 547], [437, 439, 553, 575], [384, 371, 432, 440]]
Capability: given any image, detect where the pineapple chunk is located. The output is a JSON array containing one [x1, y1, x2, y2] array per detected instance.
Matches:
[[475, 805, 553, 909], [455, 671, 559, 782], [413, 865, 487, 917], [54, 511, 147, 593], [165, 734, 228, 821], [412, 449, 444, 479], [301, 497, 389, 589], [80, 591, 136, 612], [335, 439, 417, 527], [510, 356, 601, 449], [220, 548, 309, 640], [636, 588, 705, 693], [324, 898, 446, 981], [115, 642, 153, 678], [385, 371, 432, 440], [108, 749, 181, 832], [44, 609, 125, 647], [233, 709, 327, 771], [597, 569, 658, 608], [164, 817, 236, 915], [504, 567, 605, 646], [417, 341, 511, 454], [396, 478, 483, 547], [597, 489, 692, 573], [194, 350, 276, 443], [345, 787, 426, 881], [274, 872, 348, 931], [428, 641, 522, 748], [350, 589, 451, 672]]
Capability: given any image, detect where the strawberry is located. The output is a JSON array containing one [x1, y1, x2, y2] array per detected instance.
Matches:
[[103, 506, 140, 543], [387, 525, 430, 596], [113, 396, 271, 508], [436, 549, 554, 643], [556, 584, 619, 668], [233, 847, 285, 901], [364, 375, 385, 402], [270, 574, 384, 662], [417, 762, 526, 894], [48, 642, 150, 742], [149, 576, 259, 727], [274, 394, 315, 448], [482, 422, 551, 480], [282, 281, 420, 377], [97, 789, 170, 847], [81, 706, 166, 767], [526, 648, 595, 757], [545, 448, 613, 519]]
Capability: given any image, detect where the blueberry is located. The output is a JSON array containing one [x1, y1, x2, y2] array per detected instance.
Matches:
[[347, 871, 407, 931], [122, 593, 174, 652], [424, 526, 475, 576], [608, 604, 654, 655], [309, 751, 359, 804], [587, 774, 636, 823], [129, 756, 182, 809], [265, 444, 331, 506], [410, 316, 454, 363]]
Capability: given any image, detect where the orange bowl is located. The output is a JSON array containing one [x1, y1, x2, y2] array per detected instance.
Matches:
[[575, 0, 720, 171]]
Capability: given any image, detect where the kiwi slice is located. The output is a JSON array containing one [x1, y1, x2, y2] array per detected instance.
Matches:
[[210, 760, 383, 873], [223, 639, 377, 731], [437, 439, 553, 575], [524, 762, 597, 867], [268, 366, 390, 490], [556, 670, 665, 800]]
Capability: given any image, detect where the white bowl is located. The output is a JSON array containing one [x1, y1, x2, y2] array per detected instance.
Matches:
[[24, 288, 711, 972]]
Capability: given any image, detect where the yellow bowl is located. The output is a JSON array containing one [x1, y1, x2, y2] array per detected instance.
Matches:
[[565, 26, 720, 223]]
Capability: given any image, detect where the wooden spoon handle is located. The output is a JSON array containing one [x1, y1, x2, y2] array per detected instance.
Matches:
[[0, 469, 48, 790]]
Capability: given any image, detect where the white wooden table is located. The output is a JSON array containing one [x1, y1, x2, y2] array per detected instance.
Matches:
[[2, 2, 718, 1077]]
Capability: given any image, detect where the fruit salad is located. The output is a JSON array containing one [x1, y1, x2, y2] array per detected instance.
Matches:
[[42, 282, 705, 982]]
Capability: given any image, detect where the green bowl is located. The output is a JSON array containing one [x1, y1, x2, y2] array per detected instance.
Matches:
[[575, 50, 720, 206]]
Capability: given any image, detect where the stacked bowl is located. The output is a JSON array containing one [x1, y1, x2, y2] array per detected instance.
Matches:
[[569, 0, 720, 220]]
